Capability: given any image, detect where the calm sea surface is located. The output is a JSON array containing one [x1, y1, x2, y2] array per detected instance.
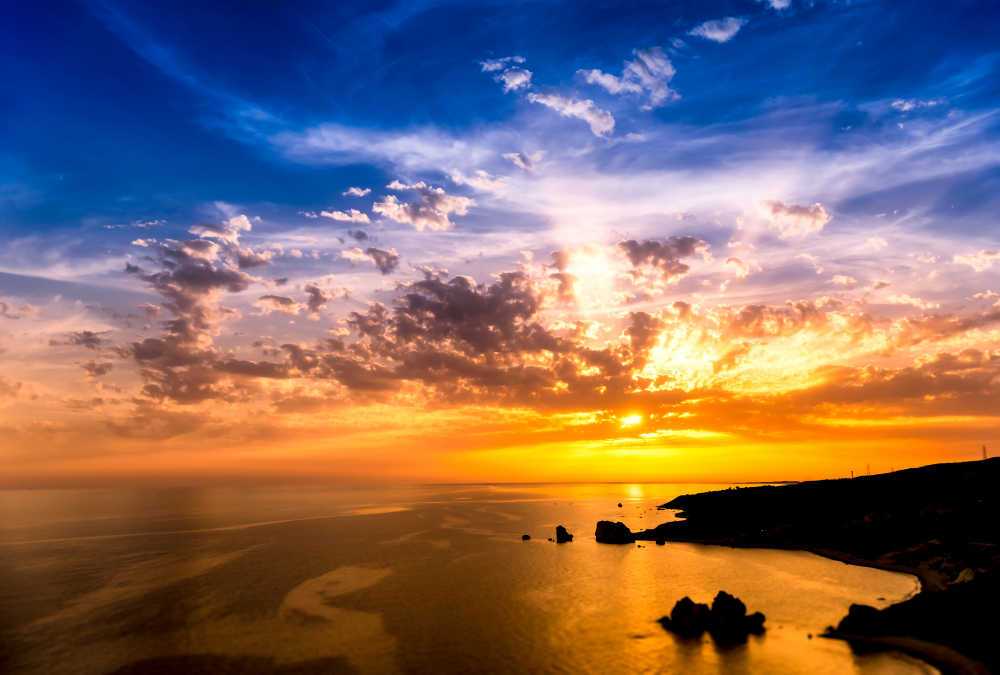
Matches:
[[0, 484, 933, 674]]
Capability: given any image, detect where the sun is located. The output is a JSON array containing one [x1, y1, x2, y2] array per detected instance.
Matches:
[[619, 413, 643, 428]]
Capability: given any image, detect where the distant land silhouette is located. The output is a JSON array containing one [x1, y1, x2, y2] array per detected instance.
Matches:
[[639, 458, 1000, 674]]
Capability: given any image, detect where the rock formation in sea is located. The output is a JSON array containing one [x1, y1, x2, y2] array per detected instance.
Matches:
[[595, 520, 636, 544], [658, 591, 766, 642], [555, 525, 573, 543]]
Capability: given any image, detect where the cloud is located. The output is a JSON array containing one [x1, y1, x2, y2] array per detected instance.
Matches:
[[0, 299, 39, 320], [237, 247, 274, 269], [51, 330, 111, 350], [953, 249, 1000, 272], [725, 257, 756, 279], [832, 274, 858, 287], [527, 93, 615, 137], [502, 151, 543, 172], [188, 214, 253, 244], [321, 209, 371, 224], [256, 294, 304, 315], [891, 98, 946, 112], [480, 56, 532, 93], [757, 0, 790, 9], [122, 212, 265, 402], [497, 68, 533, 93], [763, 200, 832, 238], [373, 181, 474, 231], [578, 47, 679, 110], [449, 169, 505, 192], [342, 186, 371, 197], [480, 56, 526, 72], [884, 293, 940, 310], [365, 247, 400, 275], [271, 124, 497, 173], [304, 284, 333, 317], [341, 247, 400, 274], [619, 237, 710, 284], [340, 247, 370, 264], [82, 361, 113, 377], [689, 17, 747, 43]]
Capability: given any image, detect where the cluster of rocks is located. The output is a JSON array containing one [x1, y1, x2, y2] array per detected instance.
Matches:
[[658, 591, 766, 642]]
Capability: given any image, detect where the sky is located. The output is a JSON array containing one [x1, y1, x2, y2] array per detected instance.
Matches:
[[2, 0, 999, 486]]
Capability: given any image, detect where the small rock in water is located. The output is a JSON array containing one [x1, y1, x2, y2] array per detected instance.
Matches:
[[521, 534, 531, 541], [595, 520, 636, 544], [555, 525, 574, 543], [618, 502, 623, 508]]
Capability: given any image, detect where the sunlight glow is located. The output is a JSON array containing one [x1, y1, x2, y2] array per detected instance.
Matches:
[[619, 414, 643, 428]]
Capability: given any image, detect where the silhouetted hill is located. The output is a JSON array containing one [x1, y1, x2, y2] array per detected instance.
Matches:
[[645, 458, 1000, 585]]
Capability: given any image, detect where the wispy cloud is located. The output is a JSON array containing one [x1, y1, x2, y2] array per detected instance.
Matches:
[[527, 93, 615, 137], [689, 17, 747, 43], [321, 209, 371, 224], [578, 47, 679, 110]]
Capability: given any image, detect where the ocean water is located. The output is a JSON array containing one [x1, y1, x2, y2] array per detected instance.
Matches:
[[0, 483, 934, 674]]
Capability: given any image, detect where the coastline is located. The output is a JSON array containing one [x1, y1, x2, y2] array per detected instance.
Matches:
[[643, 459, 1000, 675], [650, 533, 985, 675]]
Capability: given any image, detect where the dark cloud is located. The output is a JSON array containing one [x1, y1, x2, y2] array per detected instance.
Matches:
[[52, 330, 111, 350], [304, 284, 332, 316], [618, 236, 709, 283], [82, 361, 113, 377], [121, 213, 267, 403], [365, 247, 400, 275]]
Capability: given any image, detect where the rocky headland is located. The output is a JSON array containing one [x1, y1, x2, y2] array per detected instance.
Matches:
[[643, 458, 1000, 674]]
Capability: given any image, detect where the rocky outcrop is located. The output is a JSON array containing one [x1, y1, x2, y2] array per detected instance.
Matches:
[[658, 596, 711, 637], [658, 591, 766, 642], [710, 591, 766, 642], [555, 525, 573, 543], [595, 520, 636, 544], [521, 534, 531, 541]]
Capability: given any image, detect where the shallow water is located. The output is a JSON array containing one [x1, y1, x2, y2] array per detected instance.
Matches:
[[0, 484, 934, 674]]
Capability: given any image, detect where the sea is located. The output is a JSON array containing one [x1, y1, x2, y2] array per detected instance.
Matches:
[[0, 483, 935, 674]]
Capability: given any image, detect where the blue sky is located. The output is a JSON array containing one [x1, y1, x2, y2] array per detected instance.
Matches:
[[4, 0, 998, 239], [2, 1, 1000, 484]]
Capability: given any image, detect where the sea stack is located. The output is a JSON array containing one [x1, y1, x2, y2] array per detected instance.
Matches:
[[658, 591, 766, 641], [595, 520, 636, 544], [555, 525, 573, 543]]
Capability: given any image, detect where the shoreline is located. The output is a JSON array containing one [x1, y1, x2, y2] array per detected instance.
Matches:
[[648, 531, 944, 592], [651, 532, 987, 675]]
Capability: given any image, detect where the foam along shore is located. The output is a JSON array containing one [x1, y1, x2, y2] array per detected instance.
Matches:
[[642, 458, 1000, 675]]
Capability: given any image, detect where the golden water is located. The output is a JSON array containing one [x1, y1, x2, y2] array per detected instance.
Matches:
[[0, 484, 934, 674]]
